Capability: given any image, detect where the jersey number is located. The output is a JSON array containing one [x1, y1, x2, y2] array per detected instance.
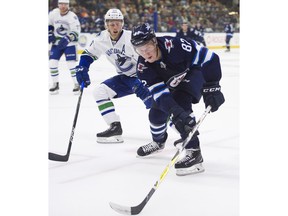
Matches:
[[180, 38, 192, 52]]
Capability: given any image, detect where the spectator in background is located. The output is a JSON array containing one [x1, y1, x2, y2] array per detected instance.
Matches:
[[49, 0, 239, 33], [167, 15, 177, 32], [90, 10, 97, 23], [94, 18, 105, 33]]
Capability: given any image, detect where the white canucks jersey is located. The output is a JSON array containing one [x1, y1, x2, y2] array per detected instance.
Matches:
[[48, 8, 80, 46], [85, 30, 139, 77]]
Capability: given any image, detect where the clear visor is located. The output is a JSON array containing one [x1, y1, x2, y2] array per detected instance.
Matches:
[[106, 20, 123, 27], [134, 40, 156, 55]]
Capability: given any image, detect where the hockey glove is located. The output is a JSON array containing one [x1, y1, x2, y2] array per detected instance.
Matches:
[[48, 25, 55, 44], [57, 35, 71, 50], [133, 81, 153, 109], [202, 82, 225, 112], [170, 106, 196, 140], [75, 66, 91, 88]]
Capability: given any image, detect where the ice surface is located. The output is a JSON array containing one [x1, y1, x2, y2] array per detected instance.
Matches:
[[49, 48, 239, 216]]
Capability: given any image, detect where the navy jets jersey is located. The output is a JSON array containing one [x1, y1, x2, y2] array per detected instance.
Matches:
[[176, 28, 196, 41], [192, 25, 205, 41], [136, 36, 222, 112], [192, 26, 205, 37], [224, 24, 234, 37]]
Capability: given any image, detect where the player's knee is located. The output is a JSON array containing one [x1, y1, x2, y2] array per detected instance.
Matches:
[[93, 83, 117, 101], [149, 108, 168, 124], [49, 59, 59, 69]]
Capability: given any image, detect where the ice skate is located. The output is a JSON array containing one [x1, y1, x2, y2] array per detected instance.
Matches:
[[137, 141, 165, 157], [73, 83, 80, 95], [97, 122, 123, 143], [175, 148, 204, 176], [49, 82, 59, 95]]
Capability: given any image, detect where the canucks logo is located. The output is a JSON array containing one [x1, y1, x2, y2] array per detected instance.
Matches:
[[56, 24, 68, 36], [105, 44, 134, 74], [116, 54, 127, 66], [115, 54, 133, 73]]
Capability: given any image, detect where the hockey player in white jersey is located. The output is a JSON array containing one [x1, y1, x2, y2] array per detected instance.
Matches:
[[48, 0, 81, 94], [75, 8, 152, 143]]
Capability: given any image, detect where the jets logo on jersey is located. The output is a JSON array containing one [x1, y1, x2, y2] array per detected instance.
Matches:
[[137, 63, 147, 73], [166, 69, 189, 88], [164, 38, 174, 53]]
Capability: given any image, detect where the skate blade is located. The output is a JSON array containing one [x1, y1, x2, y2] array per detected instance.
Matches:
[[73, 90, 80, 95], [97, 136, 124, 144], [49, 90, 59, 95], [136, 148, 164, 158], [176, 163, 205, 176]]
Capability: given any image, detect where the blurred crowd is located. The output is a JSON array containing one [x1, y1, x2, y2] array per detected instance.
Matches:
[[49, 0, 239, 33]]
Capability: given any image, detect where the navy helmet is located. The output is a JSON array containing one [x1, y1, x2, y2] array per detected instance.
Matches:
[[131, 23, 156, 47]]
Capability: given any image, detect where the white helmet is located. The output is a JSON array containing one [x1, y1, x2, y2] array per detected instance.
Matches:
[[104, 8, 124, 22], [58, 0, 69, 4]]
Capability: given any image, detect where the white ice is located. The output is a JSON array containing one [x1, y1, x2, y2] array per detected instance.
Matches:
[[49, 48, 239, 216]]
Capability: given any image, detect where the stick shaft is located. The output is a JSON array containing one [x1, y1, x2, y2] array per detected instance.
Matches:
[[48, 83, 84, 162]]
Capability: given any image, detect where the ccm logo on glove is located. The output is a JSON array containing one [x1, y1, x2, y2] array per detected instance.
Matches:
[[202, 86, 221, 92]]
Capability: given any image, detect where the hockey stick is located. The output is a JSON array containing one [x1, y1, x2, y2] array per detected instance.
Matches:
[[109, 105, 212, 215], [48, 82, 84, 162]]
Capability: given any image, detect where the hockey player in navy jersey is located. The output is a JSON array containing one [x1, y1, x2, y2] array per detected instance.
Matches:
[[130, 23, 225, 176], [192, 22, 207, 47], [75, 9, 152, 143], [176, 21, 195, 41], [224, 21, 234, 52]]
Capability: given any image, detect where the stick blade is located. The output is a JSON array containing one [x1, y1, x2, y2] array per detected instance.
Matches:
[[109, 201, 146, 215], [48, 152, 69, 162], [109, 202, 133, 215]]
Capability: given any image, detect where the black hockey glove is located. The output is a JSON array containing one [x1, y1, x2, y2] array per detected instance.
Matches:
[[75, 66, 90, 87], [57, 35, 71, 50], [170, 106, 196, 140], [48, 25, 55, 44], [202, 82, 225, 112], [49, 32, 55, 44], [133, 81, 153, 109], [58, 32, 77, 50]]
